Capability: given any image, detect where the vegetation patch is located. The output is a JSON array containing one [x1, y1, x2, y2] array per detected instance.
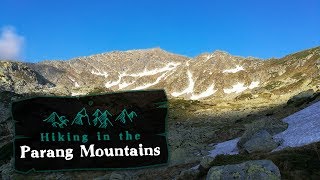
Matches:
[[265, 81, 283, 90], [291, 72, 304, 80], [275, 79, 306, 94], [235, 93, 253, 101], [86, 87, 109, 96]]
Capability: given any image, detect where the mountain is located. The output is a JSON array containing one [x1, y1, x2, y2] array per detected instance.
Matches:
[[71, 108, 90, 126], [43, 112, 69, 128], [1, 46, 320, 179], [0, 61, 53, 94], [115, 109, 137, 124], [3, 46, 314, 101], [43, 112, 59, 123]]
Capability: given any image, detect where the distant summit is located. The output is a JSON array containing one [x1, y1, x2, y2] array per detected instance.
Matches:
[[2, 46, 319, 100]]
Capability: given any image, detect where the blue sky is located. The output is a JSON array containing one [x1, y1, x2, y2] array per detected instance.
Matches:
[[0, 0, 319, 62]]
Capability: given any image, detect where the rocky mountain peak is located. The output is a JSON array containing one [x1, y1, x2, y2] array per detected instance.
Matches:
[[212, 50, 230, 56], [1, 46, 319, 100]]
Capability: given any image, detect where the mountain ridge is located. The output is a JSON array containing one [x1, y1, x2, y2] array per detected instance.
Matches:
[[1, 46, 319, 101]]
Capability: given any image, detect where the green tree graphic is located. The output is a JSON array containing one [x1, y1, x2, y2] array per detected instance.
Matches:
[[92, 109, 102, 126], [98, 110, 113, 128], [44, 108, 137, 128]]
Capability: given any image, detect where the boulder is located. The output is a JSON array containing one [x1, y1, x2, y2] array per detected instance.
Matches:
[[0, 158, 14, 180], [243, 130, 278, 153], [199, 156, 215, 172], [206, 160, 281, 180]]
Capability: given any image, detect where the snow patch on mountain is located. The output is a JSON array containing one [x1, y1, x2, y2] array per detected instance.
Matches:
[[190, 84, 217, 100], [91, 70, 108, 78], [171, 70, 195, 97], [119, 81, 134, 89], [223, 81, 259, 94], [223, 82, 247, 94], [71, 92, 86, 96], [69, 77, 80, 87], [105, 78, 121, 88], [132, 72, 169, 90], [206, 100, 320, 157], [208, 138, 240, 157], [128, 62, 180, 77], [163, 70, 176, 80], [223, 65, 244, 73], [273, 101, 320, 151], [74, 82, 80, 88], [104, 63, 180, 89], [206, 54, 214, 61], [104, 73, 125, 88], [248, 81, 259, 89]]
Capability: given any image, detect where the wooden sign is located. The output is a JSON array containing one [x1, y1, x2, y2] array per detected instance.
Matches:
[[12, 90, 168, 173]]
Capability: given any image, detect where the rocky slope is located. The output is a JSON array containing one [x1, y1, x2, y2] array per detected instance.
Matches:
[[1, 46, 320, 179], [2, 46, 314, 100], [0, 61, 53, 93]]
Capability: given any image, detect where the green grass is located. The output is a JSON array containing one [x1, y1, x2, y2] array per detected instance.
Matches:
[[291, 72, 304, 80], [275, 79, 306, 94], [235, 93, 253, 101], [264, 81, 283, 90]]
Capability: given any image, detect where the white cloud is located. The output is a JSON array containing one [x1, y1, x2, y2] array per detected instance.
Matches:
[[0, 26, 24, 60]]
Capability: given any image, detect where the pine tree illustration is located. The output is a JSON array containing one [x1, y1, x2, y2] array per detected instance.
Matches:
[[92, 109, 102, 126], [72, 108, 90, 125], [128, 111, 137, 122], [98, 110, 113, 128]]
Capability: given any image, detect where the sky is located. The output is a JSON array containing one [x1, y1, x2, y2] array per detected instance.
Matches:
[[0, 0, 319, 62]]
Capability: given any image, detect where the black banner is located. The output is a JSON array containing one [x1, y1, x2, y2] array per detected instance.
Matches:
[[12, 90, 168, 173]]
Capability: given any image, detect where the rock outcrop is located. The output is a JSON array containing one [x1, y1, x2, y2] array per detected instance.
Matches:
[[243, 130, 279, 153], [206, 160, 281, 180]]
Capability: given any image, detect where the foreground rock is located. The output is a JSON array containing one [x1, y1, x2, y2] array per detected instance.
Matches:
[[243, 130, 279, 153], [0, 158, 13, 180], [206, 160, 281, 180], [208, 138, 240, 157], [199, 156, 216, 172]]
